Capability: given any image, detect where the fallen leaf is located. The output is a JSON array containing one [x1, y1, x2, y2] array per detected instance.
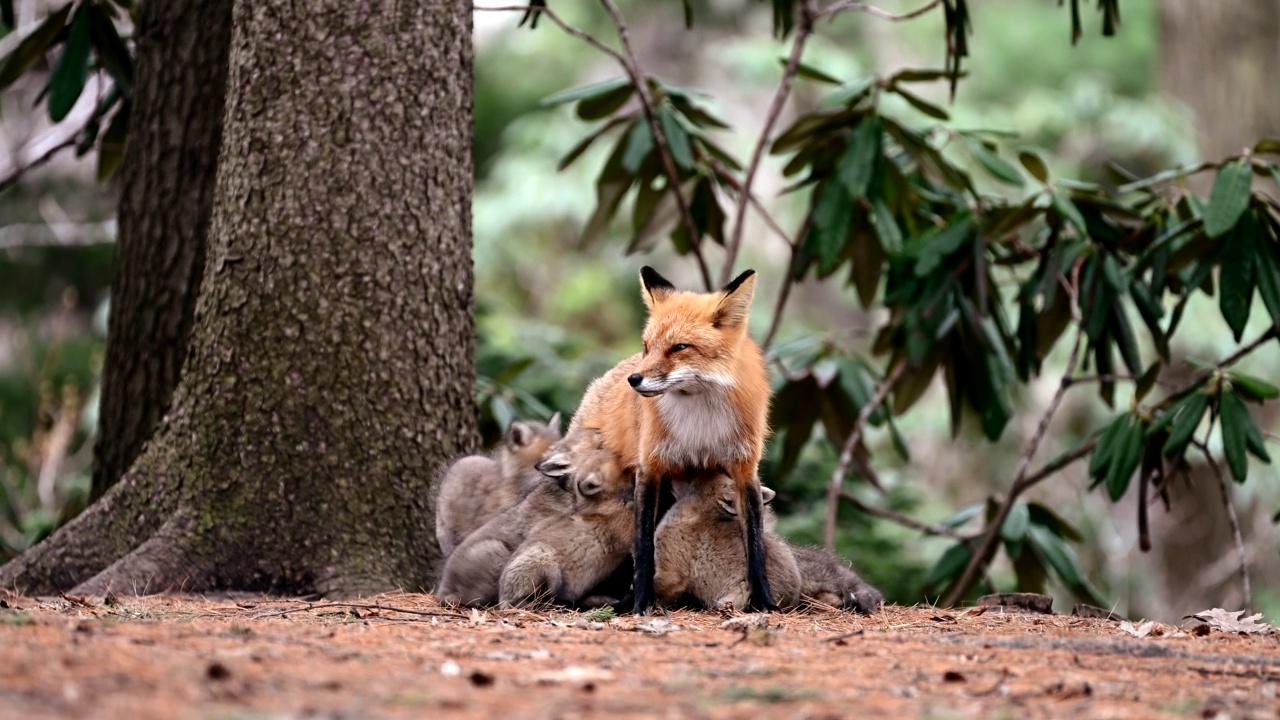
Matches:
[[720, 614, 769, 631], [1119, 620, 1154, 638], [479, 649, 551, 661], [634, 619, 679, 635], [531, 666, 615, 686], [1189, 608, 1274, 635]]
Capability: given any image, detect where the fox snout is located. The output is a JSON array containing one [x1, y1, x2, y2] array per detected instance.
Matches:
[[628, 372, 667, 397]]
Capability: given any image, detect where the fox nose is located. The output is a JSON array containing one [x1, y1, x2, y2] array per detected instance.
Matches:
[[627, 373, 643, 387]]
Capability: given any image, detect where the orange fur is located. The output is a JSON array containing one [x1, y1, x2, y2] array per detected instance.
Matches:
[[570, 273, 770, 478]]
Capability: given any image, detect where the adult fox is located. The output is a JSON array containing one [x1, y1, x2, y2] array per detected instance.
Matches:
[[569, 266, 774, 613]]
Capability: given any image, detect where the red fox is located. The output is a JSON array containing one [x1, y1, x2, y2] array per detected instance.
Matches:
[[569, 267, 773, 613]]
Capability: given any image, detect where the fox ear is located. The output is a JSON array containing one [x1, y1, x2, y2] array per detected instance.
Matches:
[[714, 269, 756, 327], [546, 412, 562, 435], [506, 421, 531, 448], [760, 485, 776, 506], [640, 266, 676, 308]]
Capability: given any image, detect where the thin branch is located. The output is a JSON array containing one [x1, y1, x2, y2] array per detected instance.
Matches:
[[706, 157, 795, 249], [721, 0, 816, 286], [1064, 373, 1137, 386], [1017, 436, 1098, 492], [1192, 435, 1251, 612], [760, 210, 813, 350], [0, 221, 116, 250], [0, 136, 79, 196], [596, 0, 712, 290], [822, 356, 907, 549], [250, 601, 469, 620], [474, 6, 627, 64], [839, 490, 969, 540], [818, 0, 943, 21], [941, 296, 1087, 607]]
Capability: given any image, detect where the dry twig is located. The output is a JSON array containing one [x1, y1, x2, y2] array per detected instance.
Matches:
[[822, 357, 907, 549]]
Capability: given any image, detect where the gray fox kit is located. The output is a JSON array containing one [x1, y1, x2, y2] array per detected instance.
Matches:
[[788, 543, 884, 614], [654, 472, 801, 611], [435, 425, 593, 607], [435, 414, 561, 559], [498, 431, 634, 608]]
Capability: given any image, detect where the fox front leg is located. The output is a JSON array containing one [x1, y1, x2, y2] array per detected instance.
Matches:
[[631, 469, 661, 614], [732, 465, 776, 612]]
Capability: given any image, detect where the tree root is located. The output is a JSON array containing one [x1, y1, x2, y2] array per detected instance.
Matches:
[[0, 474, 168, 595], [72, 513, 212, 596]]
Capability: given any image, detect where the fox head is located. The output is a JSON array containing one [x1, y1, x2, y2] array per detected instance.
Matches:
[[628, 266, 757, 397]]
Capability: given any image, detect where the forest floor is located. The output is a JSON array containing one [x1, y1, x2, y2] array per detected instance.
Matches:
[[1, 591, 1278, 720]]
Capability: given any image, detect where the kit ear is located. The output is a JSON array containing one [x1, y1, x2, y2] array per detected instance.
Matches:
[[714, 269, 756, 327], [640, 266, 676, 309], [546, 412, 562, 434]]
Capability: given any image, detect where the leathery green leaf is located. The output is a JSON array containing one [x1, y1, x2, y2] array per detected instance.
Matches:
[[1203, 159, 1253, 238], [1218, 390, 1252, 482]]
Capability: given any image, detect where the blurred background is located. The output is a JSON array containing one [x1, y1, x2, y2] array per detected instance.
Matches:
[[1, 0, 1278, 621]]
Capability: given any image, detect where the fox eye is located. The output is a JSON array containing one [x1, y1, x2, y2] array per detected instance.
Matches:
[[669, 343, 691, 353]]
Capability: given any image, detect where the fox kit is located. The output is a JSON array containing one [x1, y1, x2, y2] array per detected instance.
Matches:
[[788, 544, 884, 614], [570, 267, 773, 613], [498, 435, 634, 608], [654, 473, 800, 610], [435, 414, 561, 559], [434, 426, 594, 607]]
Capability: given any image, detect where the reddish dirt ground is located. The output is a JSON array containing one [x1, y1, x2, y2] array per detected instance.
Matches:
[[2, 592, 1279, 719]]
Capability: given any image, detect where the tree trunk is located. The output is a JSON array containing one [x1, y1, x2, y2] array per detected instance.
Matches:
[[90, 0, 233, 502], [1160, 0, 1280, 161], [1, 0, 477, 597]]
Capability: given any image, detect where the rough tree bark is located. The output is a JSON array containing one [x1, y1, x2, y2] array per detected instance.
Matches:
[[90, 0, 233, 503], [1, 0, 477, 596], [1160, 0, 1280, 160]]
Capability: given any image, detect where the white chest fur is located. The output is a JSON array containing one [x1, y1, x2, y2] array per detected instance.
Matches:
[[654, 390, 749, 468]]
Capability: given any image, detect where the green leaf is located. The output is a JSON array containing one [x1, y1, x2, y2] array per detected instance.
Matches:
[[1253, 137, 1280, 155], [848, 221, 884, 308], [871, 198, 902, 253], [47, 6, 92, 122], [966, 139, 1023, 186], [1000, 502, 1030, 559], [622, 120, 653, 174], [541, 76, 631, 108], [1218, 390, 1252, 482], [657, 105, 694, 171], [1134, 361, 1162, 402], [788, 57, 842, 85], [923, 542, 971, 591], [87, 3, 133, 96], [576, 82, 633, 121], [939, 503, 982, 529], [835, 117, 882, 199], [1027, 502, 1084, 543], [1162, 392, 1208, 459], [1203, 159, 1253, 238], [809, 181, 853, 274], [1051, 191, 1087, 237], [1018, 149, 1050, 183], [0, 3, 72, 91], [1229, 371, 1280, 402], [1218, 218, 1257, 341], [1089, 414, 1127, 480], [914, 215, 974, 277], [1028, 525, 1104, 606], [887, 68, 959, 84], [1104, 416, 1144, 502], [892, 86, 949, 120], [96, 98, 129, 181], [1252, 219, 1280, 328], [557, 115, 631, 171], [820, 77, 875, 110]]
